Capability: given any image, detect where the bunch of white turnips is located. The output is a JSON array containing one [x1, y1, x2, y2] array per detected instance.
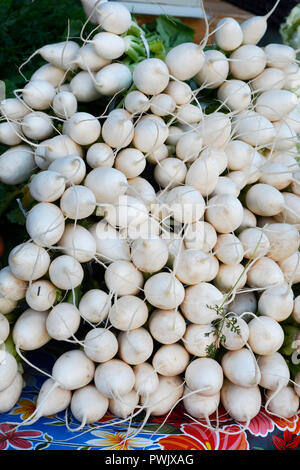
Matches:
[[0, 0, 300, 433]]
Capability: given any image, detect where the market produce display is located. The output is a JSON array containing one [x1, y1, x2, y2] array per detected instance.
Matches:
[[0, 0, 300, 443]]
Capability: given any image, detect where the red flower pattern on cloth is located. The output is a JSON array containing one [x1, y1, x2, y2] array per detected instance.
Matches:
[[0, 423, 42, 450], [158, 423, 249, 450], [273, 430, 300, 450]]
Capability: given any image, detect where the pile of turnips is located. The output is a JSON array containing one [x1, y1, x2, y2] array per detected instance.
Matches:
[[0, 0, 300, 436]]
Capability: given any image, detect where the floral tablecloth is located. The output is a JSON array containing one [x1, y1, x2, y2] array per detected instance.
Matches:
[[0, 348, 300, 451]]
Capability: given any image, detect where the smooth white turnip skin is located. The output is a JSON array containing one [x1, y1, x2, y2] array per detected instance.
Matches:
[[0, 351, 18, 391], [36, 378, 71, 418], [8, 242, 50, 281], [152, 344, 189, 377], [84, 167, 127, 205], [293, 296, 300, 323], [86, 143, 114, 169], [70, 71, 101, 103], [63, 112, 101, 146], [248, 316, 284, 355], [214, 234, 244, 265], [194, 113, 231, 149], [58, 224, 96, 263], [118, 328, 154, 365], [214, 263, 247, 292], [94, 1, 132, 34], [29, 170, 65, 203], [52, 350, 95, 391], [258, 284, 294, 322], [212, 175, 240, 197], [0, 313, 9, 344], [105, 261, 144, 297], [75, 43, 111, 71], [176, 103, 202, 125], [52, 91, 78, 119], [278, 252, 300, 285], [194, 49, 229, 89], [215, 17, 243, 51], [285, 109, 300, 135], [89, 220, 130, 263], [0, 372, 23, 413], [39, 41, 80, 70], [25, 280, 56, 312], [149, 309, 186, 345], [270, 120, 297, 151], [264, 44, 296, 69], [229, 45, 267, 80], [241, 15, 268, 45], [184, 221, 217, 253], [175, 131, 203, 163], [133, 115, 169, 154], [60, 185, 96, 220], [295, 372, 300, 398], [265, 386, 299, 418], [22, 79, 56, 110], [183, 387, 220, 419], [255, 90, 297, 122], [109, 295, 148, 331], [35, 135, 83, 170], [0, 145, 36, 185], [0, 98, 30, 120], [150, 93, 176, 117], [22, 111, 53, 141], [0, 267, 27, 302], [104, 195, 148, 230], [233, 111, 275, 147], [126, 177, 156, 208], [165, 43, 205, 81], [144, 272, 185, 310], [101, 110, 134, 150], [185, 156, 219, 197], [49, 255, 84, 290], [154, 158, 187, 189], [275, 192, 300, 225], [131, 238, 168, 273], [245, 184, 285, 217], [221, 348, 260, 387], [91, 32, 125, 60], [124, 90, 150, 114], [26, 202, 65, 248], [166, 185, 205, 223], [133, 363, 159, 397], [13, 309, 50, 351], [221, 379, 262, 422], [140, 375, 184, 416], [79, 289, 110, 324], [109, 390, 139, 419], [217, 80, 251, 111], [205, 194, 244, 234], [183, 323, 216, 357], [0, 122, 22, 146], [95, 63, 132, 96], [181, 282, 223, 324], [31, 63, 65, 87], [238, 227, 270, 259], [94, 359, 135, 399], [247, 257, 285, 288], [259, 161, 292, 191], [235, 208, 257, 235], [257, 352, 290, 391], [0, 297, 17, 315], [251, 67, 285, 92], [185, 358, 223, 397], [84, 328, 118, 363], [175, 250, 219, 285], [46, 303, 81, 341], [225, 140, 254, 172], [221, 317, 249, 351], [114, 148, 146, 179], [47, 161, 81, 195], [164, 80, 192, 105]]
